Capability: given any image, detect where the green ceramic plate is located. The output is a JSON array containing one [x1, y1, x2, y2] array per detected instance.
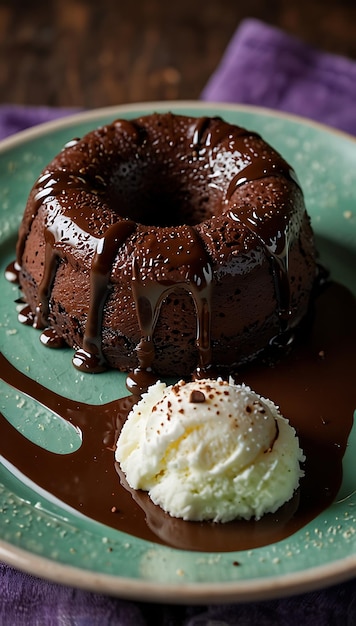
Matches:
[[0, 102, 355, 604]]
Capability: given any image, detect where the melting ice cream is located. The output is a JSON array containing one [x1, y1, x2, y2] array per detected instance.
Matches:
[[115, 378, 305, 522]]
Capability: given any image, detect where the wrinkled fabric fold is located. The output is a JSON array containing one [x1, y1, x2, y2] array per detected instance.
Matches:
[[202, 18, 356, 135]]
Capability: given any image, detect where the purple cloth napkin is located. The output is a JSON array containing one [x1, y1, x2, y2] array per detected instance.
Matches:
[[0, 563, 356, 625], [202, 18, 356, 136], [1, 18, 356, 626], [0, 104, 78, 140]]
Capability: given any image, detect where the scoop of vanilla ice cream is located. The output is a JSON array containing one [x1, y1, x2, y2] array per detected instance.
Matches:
[[115, 379, 305, 522]]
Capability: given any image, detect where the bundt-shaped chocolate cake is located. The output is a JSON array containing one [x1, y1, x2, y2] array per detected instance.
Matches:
[[16, 113, 316, 383]]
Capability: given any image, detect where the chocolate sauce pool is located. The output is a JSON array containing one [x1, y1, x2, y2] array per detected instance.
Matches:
[[0, 280, 355, 552]]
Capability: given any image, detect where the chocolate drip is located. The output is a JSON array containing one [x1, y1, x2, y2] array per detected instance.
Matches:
[[128, 226, 213, 394], [190, 116, 216, 153], [4, 260, 20, 284], [39, 328, 66, 348], [73, 220, 136, 373], [34, 168, 109, 212], [228, 204, 295, 336], [188, 117, 301, 339], [189, 116, 259, 162], [17, 163, 138, 371], [34, 230, 60, 329], [0, 281, 355, 552], [226, 155, 299, 200], [17, 304, 35, 326], [222, 147, 301, 337], [16, 169, 106, 266]]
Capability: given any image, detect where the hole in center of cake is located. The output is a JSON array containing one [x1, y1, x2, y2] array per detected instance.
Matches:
[[108, 162, 219, 227]]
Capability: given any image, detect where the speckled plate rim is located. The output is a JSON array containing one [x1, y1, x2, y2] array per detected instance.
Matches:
[[0, 538, 355, 604], [0, 101, 355, 604]]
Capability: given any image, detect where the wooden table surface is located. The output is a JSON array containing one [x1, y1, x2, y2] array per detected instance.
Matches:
[[1, 0, 356, 108]]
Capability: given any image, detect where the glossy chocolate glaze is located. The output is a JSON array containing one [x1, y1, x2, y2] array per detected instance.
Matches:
[[1, 279, 355, 552], [15, 114, 315, 384]]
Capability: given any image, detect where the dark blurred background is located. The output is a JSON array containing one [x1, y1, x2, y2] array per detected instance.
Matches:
[[1, 0, 356, 108]]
